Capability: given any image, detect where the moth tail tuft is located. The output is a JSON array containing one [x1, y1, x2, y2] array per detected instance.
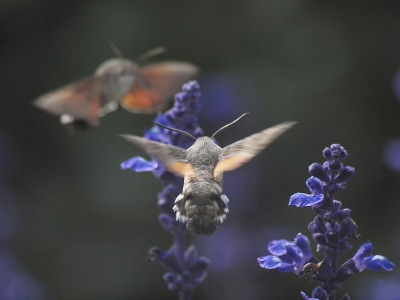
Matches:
[[187, 215, 217, 236]]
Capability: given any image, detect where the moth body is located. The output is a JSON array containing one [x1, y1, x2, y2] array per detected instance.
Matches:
[[173, 137, 228, 235], [121, 118, 296, 236], [94, 59, 139, 106], [33, 47, 199, 129]]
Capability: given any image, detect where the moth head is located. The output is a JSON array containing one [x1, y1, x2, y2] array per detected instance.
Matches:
[[94, 58, 139, 77]]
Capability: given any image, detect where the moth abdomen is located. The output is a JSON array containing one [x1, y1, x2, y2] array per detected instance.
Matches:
[[187, 215, 217, 236], [173, 192, 229, 236]]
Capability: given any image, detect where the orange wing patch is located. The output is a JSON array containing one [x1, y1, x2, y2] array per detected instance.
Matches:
[[167, 161, 195, 178], [214, 155, 251, 175], [120, 82, 163, 113], [33, 76, 103, 126]]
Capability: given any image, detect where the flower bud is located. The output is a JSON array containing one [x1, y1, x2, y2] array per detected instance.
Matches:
[[313, 233, 327, 245], [325, 230, 339, 245], [323, 147, 333, 159], [195, 256, 211, 271], [312, 286, 328, 300], [163, 272, 176, 284], [329, 160, 342, 171], [308, 216, 327, 234], [339, 150, 348, 160], [335, 166, 355, 183], [328, 183, 340, 194], [308, 163, 330, 182], [339, 240, 352, 255], [339, 217, 358, 239], [158, 213, 175, 232]]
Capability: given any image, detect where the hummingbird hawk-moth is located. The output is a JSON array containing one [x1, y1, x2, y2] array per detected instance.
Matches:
[[121, 113, 296, 236], [33, 45, 199, 129]]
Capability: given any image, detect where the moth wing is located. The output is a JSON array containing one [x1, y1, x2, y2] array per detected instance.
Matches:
[[119, 61, 199, 114], [120, 134, 194, 177], [214, 121, 297, 174], [33, 76, 105, 126], [119, 81, 163, 114]]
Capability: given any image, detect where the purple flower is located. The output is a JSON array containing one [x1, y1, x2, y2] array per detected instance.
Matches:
[[350, 242, 395, 272], [300, 286, 328, 300], [289, 177, 324, 207], [258, 233, 313, 274], [120, 156, 158, 172]]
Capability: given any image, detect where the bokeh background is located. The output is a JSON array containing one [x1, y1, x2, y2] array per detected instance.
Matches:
[[1, 1, 400, 299]]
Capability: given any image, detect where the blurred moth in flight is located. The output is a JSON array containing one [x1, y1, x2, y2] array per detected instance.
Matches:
[[121, 113, 296, 236], [33, 44, 199, 129]]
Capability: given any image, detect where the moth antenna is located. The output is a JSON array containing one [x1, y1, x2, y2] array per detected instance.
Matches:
[[107, 42, 125, 61], [135, 46, 167, 63], [154, 122, 197, 141], [211, 112, 249, 138]]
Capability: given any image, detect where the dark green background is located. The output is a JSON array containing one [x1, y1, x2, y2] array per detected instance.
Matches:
[[1, 1, 399, 299]]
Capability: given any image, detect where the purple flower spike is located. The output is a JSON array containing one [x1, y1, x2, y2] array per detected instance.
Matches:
[[261, 143, 394, 299], [120, 156, 158, 172], [122, 81, 208, 299]]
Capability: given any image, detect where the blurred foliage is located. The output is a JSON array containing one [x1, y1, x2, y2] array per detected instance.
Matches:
[[1, 1, 400, 299]]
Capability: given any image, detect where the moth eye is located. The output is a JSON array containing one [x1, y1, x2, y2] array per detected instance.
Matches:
[[175, 193, 185, 203], [220, 194, 229, 204]]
